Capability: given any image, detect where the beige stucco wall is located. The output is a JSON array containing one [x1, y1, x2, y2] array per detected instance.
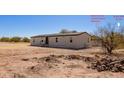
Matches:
[[48, 33, 91, 49], [31, 37, 46, 46], [74, 33, 91, 48], [31, 33, 91, 49], [48, 36, 76, 48]]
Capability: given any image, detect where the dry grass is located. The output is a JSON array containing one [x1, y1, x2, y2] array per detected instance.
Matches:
[[0, 42, 30, 49], [0, 42, 124, 78]]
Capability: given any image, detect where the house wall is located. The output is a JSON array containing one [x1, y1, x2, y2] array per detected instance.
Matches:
[[74, 33, 91, 48], [48, 33, 91, 49], [31, 37, 46, 46], [31, 33, 91, 49], [48, 36, 76, 48]]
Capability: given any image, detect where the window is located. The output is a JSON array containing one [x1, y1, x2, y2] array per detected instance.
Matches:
[[33, 39, 35, 43], [88, 38, 90, 43], [41, 40, 43, 42], [40, 40, 43, 44], [56, 38, 58, 42], [70, 37, 72, 43]]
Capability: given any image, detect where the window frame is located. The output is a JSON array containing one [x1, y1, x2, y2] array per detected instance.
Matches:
[[41, 40, 44, 42], [56, 37, 58, 42], [88, 38, 90, 43], [70, 37, 73, 43]]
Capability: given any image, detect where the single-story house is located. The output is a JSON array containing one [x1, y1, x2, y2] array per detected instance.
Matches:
[[31, 31, 92, 49]]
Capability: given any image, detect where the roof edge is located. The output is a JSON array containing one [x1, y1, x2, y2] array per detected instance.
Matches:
[[31, 32, 90, 38]]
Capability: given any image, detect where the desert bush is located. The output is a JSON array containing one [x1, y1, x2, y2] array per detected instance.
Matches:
[[95, 23, 124, 54], [10, 36, 21, 42], [0, 37, 10, 42], [0, 36, 30, 43], [22, 37, 30, 42], [60, 29, 77, 33]]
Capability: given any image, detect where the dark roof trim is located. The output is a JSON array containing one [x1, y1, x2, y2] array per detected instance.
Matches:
[[31, 32, 90, 38]]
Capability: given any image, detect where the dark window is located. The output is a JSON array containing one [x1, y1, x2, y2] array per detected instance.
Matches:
[[41, 40, 43, 42], [56, 38, 58, 42], [33, 39, 35, 43], [70, 37, 72, 43]]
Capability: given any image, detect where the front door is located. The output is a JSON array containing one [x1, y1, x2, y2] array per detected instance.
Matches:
[[45, 37, 49, 45]]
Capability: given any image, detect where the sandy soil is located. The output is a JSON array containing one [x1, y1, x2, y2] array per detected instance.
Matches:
[[0, 42, 124, 78]]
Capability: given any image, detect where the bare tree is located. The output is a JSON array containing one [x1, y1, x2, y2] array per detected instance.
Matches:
[[60, 29, 69, 33], [96, 23, 124, 54], [60, 29, 77, 33]]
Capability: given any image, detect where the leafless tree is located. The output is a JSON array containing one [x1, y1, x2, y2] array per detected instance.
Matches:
[[96, 23, 124, 54], [60, 29, 77, 33]]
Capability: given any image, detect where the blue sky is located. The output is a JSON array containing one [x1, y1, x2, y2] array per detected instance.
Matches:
[[0, 15, 123, 37]]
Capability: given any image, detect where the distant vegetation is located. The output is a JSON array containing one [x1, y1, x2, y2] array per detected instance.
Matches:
[[60, 29, 77, 33], [0, 36, 30, 42]]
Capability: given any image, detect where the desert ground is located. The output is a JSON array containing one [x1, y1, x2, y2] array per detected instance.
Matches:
[[0, 42, 124, 78]]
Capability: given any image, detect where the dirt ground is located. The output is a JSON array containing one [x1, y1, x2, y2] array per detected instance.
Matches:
[[0, 42, 124, 78]]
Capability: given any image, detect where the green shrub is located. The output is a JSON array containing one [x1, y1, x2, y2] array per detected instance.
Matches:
[[0, 37, 10, 42], [22, 37, 30, 42], [10, 37, 21, 42]]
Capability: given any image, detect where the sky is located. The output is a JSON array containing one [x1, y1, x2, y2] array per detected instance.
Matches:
[[0, 15, 124, 37]]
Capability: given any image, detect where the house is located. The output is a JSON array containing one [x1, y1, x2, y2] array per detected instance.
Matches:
[[31, 30, 92, 49]]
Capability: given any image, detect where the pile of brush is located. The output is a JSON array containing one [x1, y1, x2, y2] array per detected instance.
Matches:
[[88, 56, 124, 72]]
